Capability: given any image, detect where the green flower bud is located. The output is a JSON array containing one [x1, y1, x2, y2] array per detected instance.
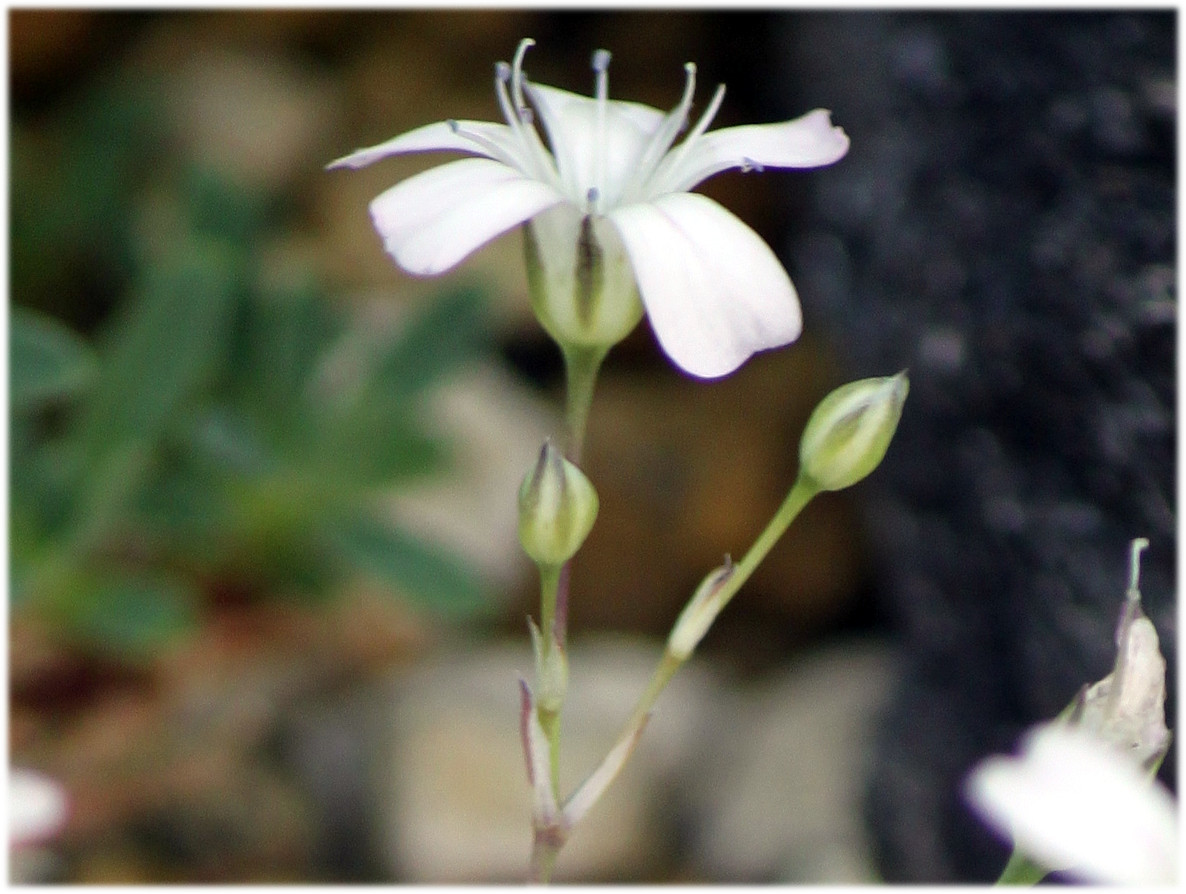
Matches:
[[518, 440, 599, 567], [799, 372, 909, 491], [525, 205, 644, 351]]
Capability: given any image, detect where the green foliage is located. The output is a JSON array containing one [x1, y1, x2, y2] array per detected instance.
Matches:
[[11, 163, 497, 660], [9, 306, 98, 412]]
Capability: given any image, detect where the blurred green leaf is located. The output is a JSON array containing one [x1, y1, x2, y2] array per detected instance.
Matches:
[[369, 286, 489, 402], [323, 513, 489, 619], [56, 570, 200, 658], [77, 239, 242, 456], [9, 306, 98, 412], [232, 280, 341, 425], [189, 406, 278, 478], [312, 396, 446, 488], [10, 75, 166, 316], [182, 164, 272, 247]]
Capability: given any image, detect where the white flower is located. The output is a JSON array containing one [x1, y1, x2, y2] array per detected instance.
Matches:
[[9, 768, 68, 847], [966, 723, 1178, 885], [328, 38, 849, 379]]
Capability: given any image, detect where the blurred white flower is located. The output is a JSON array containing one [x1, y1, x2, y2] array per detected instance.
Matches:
[[966, 723, 1178, 885], [329, 38, 849, 378], [9, 768, 68, 847]]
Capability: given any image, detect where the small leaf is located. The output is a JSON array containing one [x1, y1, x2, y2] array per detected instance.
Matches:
[[323, 512, 488, 618], [369, 286, 489, 401], [77, 239, 242, 456], [313, 397, 446, 487], [9, 306, 98, 412], [233, 279, 340, 415], [60, 571, 200, 658]]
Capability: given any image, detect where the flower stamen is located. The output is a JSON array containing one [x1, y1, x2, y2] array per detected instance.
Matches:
[[681, 82, 727, 149], [647, 82, 727, 197], [591, 49, 611, 213], [447, 118, 517, 167], [493, 40, 559, 187], [624, 62, 699, 203], [511, 38, 535, 116]]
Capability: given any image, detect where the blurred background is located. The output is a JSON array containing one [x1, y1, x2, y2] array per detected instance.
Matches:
[[8, 8, 1175, 884]]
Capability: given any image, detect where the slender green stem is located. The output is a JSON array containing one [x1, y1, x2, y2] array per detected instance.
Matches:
[[734, 475, 818, 586], [995, 848, 1049, 885], [536, 563, 564, 796], [539, 564, 561, 643], [572, 475, 821, 847], [528, 341, 607, 884], [625, 478, 817, 724], [712, 475, 819, 619], [531, 837, 561, 884], [561, 344, 607, 464], [625, 649, 683, 734]]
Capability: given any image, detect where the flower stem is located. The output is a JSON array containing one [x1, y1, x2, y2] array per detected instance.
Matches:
[[994, 848, 1049, 885], [556, 474, 821, 853], [537, 563, 564, 796], [527, 341, 608, 883], [561, 344, 607, 465], [633, 475, 818, 715], [534, 344, 605, 800], [722, 474, 818, 608], [539, 563, 562, 644]]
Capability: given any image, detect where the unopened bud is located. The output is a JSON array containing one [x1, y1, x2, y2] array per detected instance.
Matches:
[[518, 440, 599, 567], [799, 372, 909, 491], [668, 559, 734, 660]]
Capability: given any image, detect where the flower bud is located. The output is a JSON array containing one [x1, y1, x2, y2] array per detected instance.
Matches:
[[525, 205, 644, 351], [799, 372, 909, 491], [518, 440, 599, 567]]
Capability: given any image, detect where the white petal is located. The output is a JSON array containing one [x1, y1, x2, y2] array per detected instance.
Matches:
[[527, 82, 666, 205], [653, 108, 850, 196], [370, 157, 565, 275], [10, 768, 68, 846], [608, 192, 801, 378], [327, 120, 519, 170], [966, 724, 1179, 885]]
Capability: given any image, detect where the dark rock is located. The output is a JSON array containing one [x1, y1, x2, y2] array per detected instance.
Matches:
[[772, 10, 1175, 882]]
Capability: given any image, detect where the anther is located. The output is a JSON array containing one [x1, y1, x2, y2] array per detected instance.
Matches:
[[592, 49, 612, 73], [495, 61, 512, 83], [1128, 537, 1150, 597]]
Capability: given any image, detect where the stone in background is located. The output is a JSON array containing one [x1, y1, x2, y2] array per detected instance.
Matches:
[[772, 10, 1175, 881]]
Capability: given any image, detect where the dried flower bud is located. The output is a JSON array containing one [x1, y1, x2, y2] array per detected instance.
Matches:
[[799, 372, 908, 491], [518, 440, 599, 567], [1073, 538, 1170, 772]]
